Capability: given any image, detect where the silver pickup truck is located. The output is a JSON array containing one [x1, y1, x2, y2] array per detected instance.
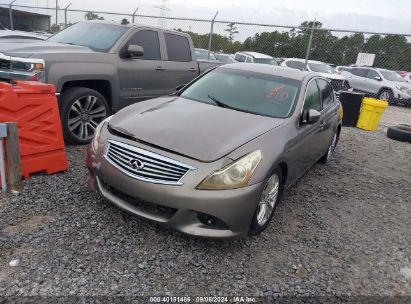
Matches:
[[0, 21, 220, 144]]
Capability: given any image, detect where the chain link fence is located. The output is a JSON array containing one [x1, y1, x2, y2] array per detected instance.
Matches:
[[2, 4, 411, 71]]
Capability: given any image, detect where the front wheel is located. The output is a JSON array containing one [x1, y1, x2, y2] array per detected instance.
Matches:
[[60, 87, 109, 145], [378, 89, 394, 104], [249, 167, 283, 236]]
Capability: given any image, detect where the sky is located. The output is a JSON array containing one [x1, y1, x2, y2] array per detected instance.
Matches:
[[11, 0, 411, 36]]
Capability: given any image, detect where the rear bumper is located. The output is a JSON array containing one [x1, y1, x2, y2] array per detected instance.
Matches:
[[87, 145, 263, 239]]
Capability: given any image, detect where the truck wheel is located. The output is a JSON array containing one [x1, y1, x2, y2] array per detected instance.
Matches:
[[378, 89, 394, 104], [60, 87, 109, 145]]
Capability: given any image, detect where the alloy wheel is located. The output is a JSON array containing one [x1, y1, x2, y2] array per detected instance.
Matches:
[[68, 95, 107, 142], [256, 174, 280, 226], [379, 91, 390, 101]]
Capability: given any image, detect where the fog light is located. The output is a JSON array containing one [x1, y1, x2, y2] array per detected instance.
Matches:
[[196, 212, 229, 230]]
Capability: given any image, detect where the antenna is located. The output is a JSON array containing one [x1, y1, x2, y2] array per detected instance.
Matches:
[[153, 0, 171, 28]]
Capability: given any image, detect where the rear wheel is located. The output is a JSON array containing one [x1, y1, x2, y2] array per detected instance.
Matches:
[[319, 130, 339, 164], [249, 167, 283, 235], [60, 87, 109, 145]]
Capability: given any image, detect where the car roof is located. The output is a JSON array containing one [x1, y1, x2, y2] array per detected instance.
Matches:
[[84, 20, 188, 35], [284, 58, 325, 64], [220, 63, 316, 81], [236, 51, 273, 59]]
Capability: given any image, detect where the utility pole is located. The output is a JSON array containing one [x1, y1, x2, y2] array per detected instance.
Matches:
[[55, 0, 58, 26], [304, 18, 316, 71], [9, 0, 17, 31], [208, 11, 219, 60], [154, 0, 171, 28], [64, 3, 71, 27]]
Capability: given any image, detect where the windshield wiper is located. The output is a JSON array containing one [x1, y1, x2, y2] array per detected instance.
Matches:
[[207, 95, 236, 109]]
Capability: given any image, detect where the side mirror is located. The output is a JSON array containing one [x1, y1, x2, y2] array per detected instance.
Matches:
[[303, 109, 321, 124], [374, 76, 382, 81], [175, 84, 186, 91], [121, 44, 144, 58]]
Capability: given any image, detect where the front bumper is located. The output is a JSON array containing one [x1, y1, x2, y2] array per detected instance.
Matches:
[[87, 143, 263, 239]]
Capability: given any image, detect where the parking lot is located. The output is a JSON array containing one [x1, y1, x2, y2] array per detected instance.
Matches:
[[0, 105, 409, 298]]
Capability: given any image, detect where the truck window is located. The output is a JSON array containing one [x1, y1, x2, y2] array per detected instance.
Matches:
[[164, 33, 192, 62], [127, 30, 161, 60]]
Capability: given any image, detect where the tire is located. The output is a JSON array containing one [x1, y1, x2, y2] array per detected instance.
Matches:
[[319, 130, 339, 164], [387, 124, 411, 143], [60, 87, 109, 145], [249, 167, 283, 236], [378, 89, 394, 105]]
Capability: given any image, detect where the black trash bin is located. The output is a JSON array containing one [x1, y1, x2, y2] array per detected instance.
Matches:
[[339, 91, 364, 127]]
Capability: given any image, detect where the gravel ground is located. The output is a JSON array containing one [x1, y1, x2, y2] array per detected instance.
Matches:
[[0, 106, 410, 300]]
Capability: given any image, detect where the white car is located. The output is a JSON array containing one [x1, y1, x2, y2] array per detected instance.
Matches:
[[0, 30, 49, 40], [234, 52, 278, 65], [337, 66, 411, 105], [281, 59, 350, 94]]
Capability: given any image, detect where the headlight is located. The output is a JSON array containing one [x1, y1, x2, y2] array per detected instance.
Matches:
[[197, 150, 262, 190], [91, 116, 112, 153], [10, 60, 44, 72], [395, 85, 409, 92]]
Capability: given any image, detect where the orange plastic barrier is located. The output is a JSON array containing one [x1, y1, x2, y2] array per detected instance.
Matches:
[[0, 81, 68, 180]]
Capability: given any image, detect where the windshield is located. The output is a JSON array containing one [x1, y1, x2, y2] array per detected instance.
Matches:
[[216, 54, 233, 64], [195, 49, 217, 60], [380, 70, 407, 82], [48, 22, 128, 52], [181, 67, 300, 118], [254, 58, 278, 65], [308, 62, 337, 74]]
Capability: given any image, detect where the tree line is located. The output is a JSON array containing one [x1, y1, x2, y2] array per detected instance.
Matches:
[[182, 21, 411, 71], [80, 13, 411, 71]]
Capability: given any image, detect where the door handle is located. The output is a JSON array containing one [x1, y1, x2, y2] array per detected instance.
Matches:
[[155, 66, 165, 71], [319, 121, 326, 130], [189, 68, 197, 73]]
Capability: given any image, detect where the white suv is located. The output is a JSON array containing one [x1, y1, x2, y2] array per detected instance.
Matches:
[[234, 52, 277, 65], [337, 66, 411, 105], [281, 58, 350, 95]]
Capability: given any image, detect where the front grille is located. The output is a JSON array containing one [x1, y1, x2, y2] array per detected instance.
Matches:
[[0, 59, 10, 70], [102, 180, 178, 219], [105, 140, 196, 185]]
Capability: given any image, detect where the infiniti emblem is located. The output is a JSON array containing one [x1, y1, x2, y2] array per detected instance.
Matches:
[[129, 159, 145, 170]]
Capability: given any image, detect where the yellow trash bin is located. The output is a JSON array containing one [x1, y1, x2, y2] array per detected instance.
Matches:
[[356, 97, 388, 131]]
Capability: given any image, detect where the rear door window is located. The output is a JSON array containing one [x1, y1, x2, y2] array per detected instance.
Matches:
[[351, 68, 368, 77], [126, 30, 161, 60], [316, 79, 334, 109], [286, 61, 306, 71], [164, 33, 192, 62]]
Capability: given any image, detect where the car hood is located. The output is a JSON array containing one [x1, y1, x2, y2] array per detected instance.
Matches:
[[108, 96, 284, 162], [0, 40, 94, 58], [390, 80, 411, 88]]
